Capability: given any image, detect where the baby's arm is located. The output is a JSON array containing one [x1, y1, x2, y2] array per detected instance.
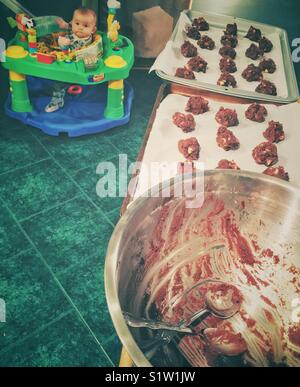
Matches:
[[56, 17, 70, 30]]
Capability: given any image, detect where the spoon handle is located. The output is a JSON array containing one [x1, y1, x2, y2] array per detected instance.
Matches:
[[124, 313, 193, 334], [187, 309, 211, 329], [140, 330, 174, 352]]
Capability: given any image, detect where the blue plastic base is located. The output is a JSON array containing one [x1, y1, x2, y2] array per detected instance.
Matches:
[[5, 77, 134, 137]]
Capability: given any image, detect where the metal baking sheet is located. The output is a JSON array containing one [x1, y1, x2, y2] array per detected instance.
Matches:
[[129, 84, 300, 202], [153, 10, 299, 104]]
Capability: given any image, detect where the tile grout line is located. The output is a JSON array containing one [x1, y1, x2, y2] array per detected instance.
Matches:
[[70, 153, 118, 176], [104, 137, 124, 155], [0, 309, 74, 357], [101, 332, 120, 347], [2, 247, 33, 261], [18, 194, 83, 223], [50, 252, 103, 278], [29, 133, 116, 229], [0, 196, 115, 367], [0, 157, 52, 178]]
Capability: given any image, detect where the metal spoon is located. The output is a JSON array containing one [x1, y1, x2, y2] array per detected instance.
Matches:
[[124, 312, 193, 335], [186, 283, 242, 329], [124, 281, 242, 334]]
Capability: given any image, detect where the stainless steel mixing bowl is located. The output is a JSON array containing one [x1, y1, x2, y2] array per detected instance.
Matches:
[[105, 170, 300, 367]]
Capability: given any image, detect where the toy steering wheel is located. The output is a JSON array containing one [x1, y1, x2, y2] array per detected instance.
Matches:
[[67, 85, 83, 95]]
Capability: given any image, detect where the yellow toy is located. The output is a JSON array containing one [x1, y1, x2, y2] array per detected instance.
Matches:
[[107, 0, 121, 30], [108, 20, 120, 43]]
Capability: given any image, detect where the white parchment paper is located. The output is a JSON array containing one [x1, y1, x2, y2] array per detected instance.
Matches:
[[150, 12, 288, 99], [134, 93, 300, 199]]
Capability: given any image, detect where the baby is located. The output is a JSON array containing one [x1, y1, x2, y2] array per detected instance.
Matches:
[[45, 7, 97, 113]]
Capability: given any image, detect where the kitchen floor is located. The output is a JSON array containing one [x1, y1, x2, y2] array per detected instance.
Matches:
[[0, 70, 161, 366]]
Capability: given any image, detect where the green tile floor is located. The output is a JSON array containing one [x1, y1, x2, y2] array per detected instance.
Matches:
[[0, 70, 161, 366]]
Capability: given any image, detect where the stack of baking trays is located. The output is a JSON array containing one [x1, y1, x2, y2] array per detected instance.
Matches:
[[115, 9, 300, 368], [127, 10, 300, 201]]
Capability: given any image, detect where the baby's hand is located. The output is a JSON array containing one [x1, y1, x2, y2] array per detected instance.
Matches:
[[58, 36, 71, 47], [56, 17, 69, 30]]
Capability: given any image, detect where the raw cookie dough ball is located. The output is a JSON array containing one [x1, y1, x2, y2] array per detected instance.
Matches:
[[259, 37, 273, 53], [185, 96, 210, 115], [225, 23, 238, 36], [259, 58, 276, 74], [245, 26, 262, 42], [219, 57, 237, 73], [173, 112, 196, 133], [186, 25, 201, 40], [181, 40, 198, 57], [198, 35, 215, 50], [263, 166, 289, 181], [175, 67, 195, 80], [242, 64, 262, 82], [245, 43, 263, 60], [192, 17, 209, 31], [178, 137, 201, 161], [216, 160, 240, 170], [215, 107, 239, 127], [219, 46, 237, 59], [245, 103, 268, 123], [216, 126, 240, 151], [187, 56, 208, 73], [256, 80, 277, 96], [217, 73, 237, 88], [221, 33, 238, 48], [252, 142, 278, 166], [263, 121, 285, 143]]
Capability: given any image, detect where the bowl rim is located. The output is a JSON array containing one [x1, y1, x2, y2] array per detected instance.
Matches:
[[104, 169, 300, 367]]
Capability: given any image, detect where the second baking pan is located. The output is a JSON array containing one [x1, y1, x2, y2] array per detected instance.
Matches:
[[153, 10, 299, 104]]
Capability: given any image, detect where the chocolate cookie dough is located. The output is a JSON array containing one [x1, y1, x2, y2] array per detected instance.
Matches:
[[217, 126, 240, 151], [192, 17, 209, 31], [187, 56, 208, 73], [221, 33, 238, 48], [259, 58, 276, 74], [175, 67, 195, 80], [217, 159, 240, 170], [259, 37, 273, 53], [198, 35, 215, 50], [178, 137, 201, 161], [245, 43, 263, 60], [263, 166, 289, 181], [215, 107, 239, 127], [217, 73, 237, 88], [186, 26, 201, 40], [219, 46, 237, 59], [181, 40, 198, 57], [245, 26, 262, 42], [185, 96, 210, 115], [245, 103, 268, 123], [225, 23, 238, 36], [263, 121, 285, 143], [219, 57, 237, 73], [242, 64, 262, 82], [256, 80, 277, 96], [252, 142, 278, 166], [173, 112, 196, 133]]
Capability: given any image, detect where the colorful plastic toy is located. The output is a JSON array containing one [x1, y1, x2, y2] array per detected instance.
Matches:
[[67, 85, 83, 95], [1, 0, 134, 137]]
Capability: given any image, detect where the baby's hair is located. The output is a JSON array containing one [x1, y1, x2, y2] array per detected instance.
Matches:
[[74, 7, 97, 23]]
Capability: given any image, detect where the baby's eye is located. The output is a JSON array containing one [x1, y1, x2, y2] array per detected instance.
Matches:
[[76, 22, 79, 25], [84, 24, 88, 28]]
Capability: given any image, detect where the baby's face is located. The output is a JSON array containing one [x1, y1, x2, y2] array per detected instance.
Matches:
[[72, 11, 96, 39]]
